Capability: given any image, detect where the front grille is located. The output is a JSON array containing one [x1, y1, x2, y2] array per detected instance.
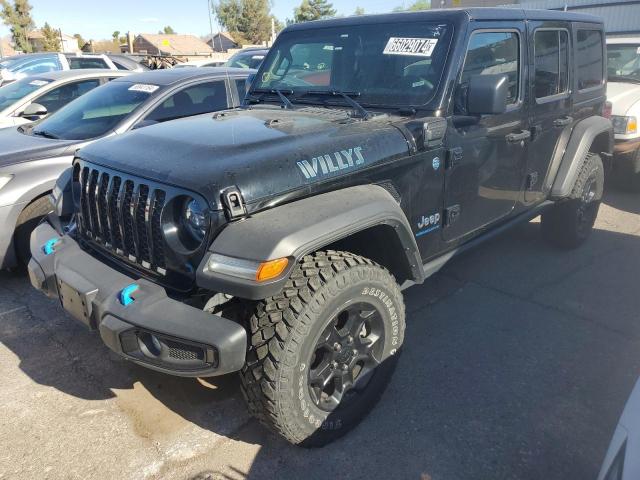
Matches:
[[75, 162, 168, 274]]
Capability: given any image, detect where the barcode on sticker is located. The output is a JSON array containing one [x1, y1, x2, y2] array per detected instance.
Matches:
[[128, 83, 159, 93], [383, 37, 438, 57]]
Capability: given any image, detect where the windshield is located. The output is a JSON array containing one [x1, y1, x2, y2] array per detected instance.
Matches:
[[607, 43, 640, 81], [32, 80, 155, 140], [254, 22, 451, 107], [226, 51, 265, 69], [0, 77, 52, 111]]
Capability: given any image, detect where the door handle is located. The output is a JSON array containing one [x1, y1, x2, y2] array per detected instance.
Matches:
[[553, 116, 573, 127], [505, 130, 531, 143]]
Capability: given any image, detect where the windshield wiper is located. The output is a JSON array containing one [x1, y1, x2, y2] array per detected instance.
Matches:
[[303, 90, 372, 120], [251, 88, 294, 109], [31, 129, 59, 139]]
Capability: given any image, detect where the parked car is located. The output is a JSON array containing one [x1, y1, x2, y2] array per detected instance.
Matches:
[[174, 59, 226, 68], [607, 36, 640, 190], [28, 9, 612, 446], [105, 54, 149, 72], [0, 67, 253, 268], [0, 69, 131, 129], [0, 52, 137, 86], [224, 47, 268, 69]]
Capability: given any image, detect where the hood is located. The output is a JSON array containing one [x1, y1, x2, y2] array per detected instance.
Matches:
[[607, 81, 640, 115], [0, 126, 79, 168], [78, 107, 411, 208]]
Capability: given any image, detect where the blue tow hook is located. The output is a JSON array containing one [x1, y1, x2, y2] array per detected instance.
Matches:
[[42, 238, 60, 255], [119, 284, 139, 306]]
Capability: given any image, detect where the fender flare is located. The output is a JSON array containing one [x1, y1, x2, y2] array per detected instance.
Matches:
[[196, 185, 424, 300], [549, 116, 612, 199]]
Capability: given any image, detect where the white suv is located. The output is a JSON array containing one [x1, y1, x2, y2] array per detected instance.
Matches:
[[0, 53, 118, 86], [607, 37, 640, 189]]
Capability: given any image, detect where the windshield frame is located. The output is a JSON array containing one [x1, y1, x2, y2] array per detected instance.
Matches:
[[251, 21, 454, 110]]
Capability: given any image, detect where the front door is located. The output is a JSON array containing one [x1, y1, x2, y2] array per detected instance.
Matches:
[[525, 21, 572, 204], [443, 23, 529, 242]]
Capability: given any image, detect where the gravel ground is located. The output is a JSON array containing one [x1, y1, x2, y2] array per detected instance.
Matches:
[[1, 189, 639, 480]]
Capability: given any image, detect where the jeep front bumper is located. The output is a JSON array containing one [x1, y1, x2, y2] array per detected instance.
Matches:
[[28, 222, 247, 377]]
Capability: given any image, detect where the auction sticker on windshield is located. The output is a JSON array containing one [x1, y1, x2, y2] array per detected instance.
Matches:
[[128, 84, 159, 93], [383, 37, 438, 57], [29, 80, 48, 87]]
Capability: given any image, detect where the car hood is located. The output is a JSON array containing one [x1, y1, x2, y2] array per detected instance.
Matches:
[[78, 107, 411, 208], [0, 126, 80, 168], [607, 81, 640, 115]]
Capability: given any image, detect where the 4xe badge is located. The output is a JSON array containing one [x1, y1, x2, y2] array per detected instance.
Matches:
[[297, 147, 365, 180], [416, 212, 441, 237]]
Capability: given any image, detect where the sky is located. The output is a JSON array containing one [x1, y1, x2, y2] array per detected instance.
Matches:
[[0, 0, 411, 40]]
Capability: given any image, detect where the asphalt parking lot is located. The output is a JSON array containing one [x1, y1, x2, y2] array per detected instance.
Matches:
[[1, 189, 639, 480]]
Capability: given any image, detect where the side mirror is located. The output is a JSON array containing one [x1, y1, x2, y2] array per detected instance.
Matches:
[[245, 73, 256, 96], [467, 74, 508, 115], [21, 102, 48, 119]]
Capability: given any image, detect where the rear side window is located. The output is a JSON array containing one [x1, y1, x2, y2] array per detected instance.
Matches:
[[69, 57, 109, 69], [576, 30, 604, 90], [460, 31, 520, 105], [146, 81, 228, 122], [534, 30, 569, 99]]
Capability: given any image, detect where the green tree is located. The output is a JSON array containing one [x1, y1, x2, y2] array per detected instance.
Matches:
[[0, 0, 34, 53], [393, 0, 430, 12], [112, 30, 120, 42], [354, 6, 365, 15], [41, 22, 60, 52], [293, 0, 336, 22], [159, 25, 176, 34], [73, 33, 85, 50], [215, 0, 273, 44]]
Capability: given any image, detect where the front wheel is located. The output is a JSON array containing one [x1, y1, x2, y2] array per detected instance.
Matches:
[[240, 250, 405, 447], [541, 152, 604, 249]]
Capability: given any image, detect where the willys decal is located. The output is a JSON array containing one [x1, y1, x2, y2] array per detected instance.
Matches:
[[297, 147, 365, 180]]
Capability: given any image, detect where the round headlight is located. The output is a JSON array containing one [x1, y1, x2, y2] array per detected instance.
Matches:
[[182, 198, 208, 243]]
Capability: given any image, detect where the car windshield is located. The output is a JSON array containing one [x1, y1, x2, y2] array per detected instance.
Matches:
[[0, 77, 52, 111], [226, 51, 265, 69], [31, 80, 155, 140], [607, 43, 640, 81], [254, 22, 451, 107]]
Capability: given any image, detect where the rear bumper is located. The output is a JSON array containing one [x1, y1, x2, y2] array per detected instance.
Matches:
[[28, 222, 247, 377]]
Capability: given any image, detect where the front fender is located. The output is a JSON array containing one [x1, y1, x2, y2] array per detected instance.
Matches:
[[196, 185, 423, 300]]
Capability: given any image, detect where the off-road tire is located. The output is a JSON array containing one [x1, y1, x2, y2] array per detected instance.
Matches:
[[541, 152, 604, 249], [14, 196, 52, 265], [239, 250, 405, 447]]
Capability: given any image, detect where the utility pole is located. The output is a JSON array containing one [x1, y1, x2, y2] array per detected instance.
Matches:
[[208, 0, 216, 54], [58, 28, 64, 52]]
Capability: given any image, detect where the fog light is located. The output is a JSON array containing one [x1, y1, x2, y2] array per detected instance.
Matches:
[[138, 332, 162, 358]]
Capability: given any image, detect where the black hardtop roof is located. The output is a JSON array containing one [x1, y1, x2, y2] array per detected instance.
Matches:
[[285, 8, 603, 32], [112, 66, 254, 87]]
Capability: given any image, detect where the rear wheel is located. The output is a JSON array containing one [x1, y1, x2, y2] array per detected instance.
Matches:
[[239, 250, 405, 447], [541, 152, 604, 249], [14, 196, 52, 265]]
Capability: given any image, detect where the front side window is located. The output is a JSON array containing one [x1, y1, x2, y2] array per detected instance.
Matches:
[[69, 57, 109, 69], [255, 22, 452, 107], [34, 79, 101, 114], [534, 30, 569, 99], [31, 80, 154, 140], [17, 59, 61, 75], [577, 30, 604, 90], [0, 77, 53, 112], [460, 31, 520, 105], [146, 81, 228, 122]]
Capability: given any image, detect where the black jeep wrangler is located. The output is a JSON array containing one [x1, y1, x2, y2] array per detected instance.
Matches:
[[29, 8, 612, 446]]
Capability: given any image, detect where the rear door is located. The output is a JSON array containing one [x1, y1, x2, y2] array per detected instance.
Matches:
[[525, 21, 572, 204], [443, 22, 529, 242]]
